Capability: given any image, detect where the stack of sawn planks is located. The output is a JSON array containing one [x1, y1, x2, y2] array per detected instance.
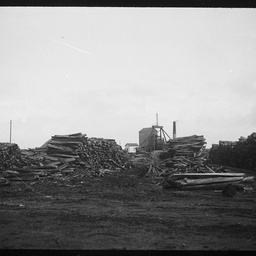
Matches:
[[159, 135, 210, 174], [166, 135, 206, 157]]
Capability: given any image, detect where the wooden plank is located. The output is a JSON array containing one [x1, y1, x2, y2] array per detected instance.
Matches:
[[51, 135, 84, 141], [44, 156, 60, 161], [175, 176, 244, 187], [47, 143, 77, 153], [46, 149, 78, 156], [50, 154, 79, 158], [58, 163, 69, 171], [179, 181, 242, 191], [51, 139, 81, 144], [170, 173, 245, 180]]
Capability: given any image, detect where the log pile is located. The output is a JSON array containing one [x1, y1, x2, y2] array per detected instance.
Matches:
[[166, 135, 206, 157], [162, 172, 254, 191], [153, 135, 255, 191], [164, 155, 210, 172], [0, 133, 128, 182], [0, 143, 26, 172], [155, 135, 210, 176]]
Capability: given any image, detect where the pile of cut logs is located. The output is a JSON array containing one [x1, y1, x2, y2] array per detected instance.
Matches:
[[164, 155, 214, 173], [0, 133, 128, 183], [166, 135, 206, 157], [162, 172, 254, 191], [156, 135, 255, 191], [0, 143, 26, 172], [158, 135, 210, 174]]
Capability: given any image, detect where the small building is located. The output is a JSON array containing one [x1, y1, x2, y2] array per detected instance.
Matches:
[[125, 143, 139, 153]]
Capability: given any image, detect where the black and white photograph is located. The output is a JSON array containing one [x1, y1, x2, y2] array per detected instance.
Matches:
[[0, 6, 256, 251]]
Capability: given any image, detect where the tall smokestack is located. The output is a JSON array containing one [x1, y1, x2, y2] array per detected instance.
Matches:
[[173, 121, 176, 139]]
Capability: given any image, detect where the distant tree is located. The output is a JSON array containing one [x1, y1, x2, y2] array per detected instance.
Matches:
[[208, 134, 256, 171]]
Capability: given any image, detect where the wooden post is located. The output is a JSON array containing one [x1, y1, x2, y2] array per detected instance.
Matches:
[[153, 129, 156, 151], [173, 121, 176, 139], [10, 120, 12, 143]]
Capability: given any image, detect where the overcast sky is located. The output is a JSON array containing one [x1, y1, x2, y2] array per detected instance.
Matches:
[[0, 7, 256, 149]]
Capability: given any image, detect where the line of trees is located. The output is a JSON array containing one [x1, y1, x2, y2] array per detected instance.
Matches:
[[208, 133, 256, 170]]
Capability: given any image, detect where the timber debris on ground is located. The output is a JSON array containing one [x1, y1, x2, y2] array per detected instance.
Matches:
[[140, 135, 255, 192], [0, 133, 255, 194]]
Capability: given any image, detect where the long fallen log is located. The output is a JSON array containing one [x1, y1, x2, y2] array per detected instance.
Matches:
[[50, 154, 79, 158], [175, 176, 244, 187], [169, 173, 245, 180], [179, 181, 244, 191]]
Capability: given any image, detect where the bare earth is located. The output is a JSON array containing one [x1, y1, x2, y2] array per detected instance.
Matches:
[[0, 170, 256, 251]]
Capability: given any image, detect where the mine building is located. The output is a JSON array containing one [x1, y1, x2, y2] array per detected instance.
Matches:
[[139, 125, 170, 152]]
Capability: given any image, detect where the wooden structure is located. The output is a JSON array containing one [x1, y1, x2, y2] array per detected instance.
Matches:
[[139, 125, 170, 152]]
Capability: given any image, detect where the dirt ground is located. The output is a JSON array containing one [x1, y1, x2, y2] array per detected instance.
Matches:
[[0, 169, 256, 251]]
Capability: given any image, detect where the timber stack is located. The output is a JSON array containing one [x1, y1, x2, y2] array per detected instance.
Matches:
[[166, 135, 206, 157], [159, 135, 208, 173], [0, 143, 26, 172], [0, 133, 128, 182], [38, 133, 127, 176], [157, 135, 255, 191]]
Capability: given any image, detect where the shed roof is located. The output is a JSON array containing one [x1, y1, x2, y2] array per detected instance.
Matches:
[[125, 143, 139, 146], [139, 127, 154, 133]]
